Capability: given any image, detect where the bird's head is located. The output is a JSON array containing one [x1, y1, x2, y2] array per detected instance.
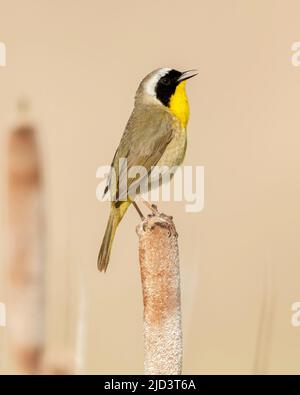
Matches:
[[136, 68, 198, 107], [136, 68, 197, 127]]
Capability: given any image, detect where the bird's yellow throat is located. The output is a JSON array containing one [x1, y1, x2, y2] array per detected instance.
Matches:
[[169, 81, 190, 128]]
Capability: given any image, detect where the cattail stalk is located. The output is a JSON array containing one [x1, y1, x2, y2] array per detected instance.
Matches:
[[7, 123, 45, 373], [136, 213, 182, 375], [253, 262, 276, 374]]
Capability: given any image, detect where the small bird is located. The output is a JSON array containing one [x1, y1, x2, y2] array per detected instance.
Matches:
[[98, 68, 197, 272]]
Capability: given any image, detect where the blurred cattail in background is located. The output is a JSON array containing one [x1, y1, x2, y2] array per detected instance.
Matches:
[[253, 262, 276, 375], [6, 99, 46, 373]]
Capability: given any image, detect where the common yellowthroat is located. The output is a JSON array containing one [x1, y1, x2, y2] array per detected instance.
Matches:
[[98, 68, 197, 272]]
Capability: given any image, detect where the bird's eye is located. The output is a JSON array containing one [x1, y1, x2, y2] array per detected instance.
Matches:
[[161, 76, 171, 86]]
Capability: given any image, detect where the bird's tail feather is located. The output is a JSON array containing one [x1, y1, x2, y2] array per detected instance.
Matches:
[[97, 202, 130, 272]]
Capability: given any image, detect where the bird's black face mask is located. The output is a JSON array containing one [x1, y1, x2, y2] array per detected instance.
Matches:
[[155, 69, 182, 107]]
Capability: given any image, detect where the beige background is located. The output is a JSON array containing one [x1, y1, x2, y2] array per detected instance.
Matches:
[[0, 0, 300, 374]]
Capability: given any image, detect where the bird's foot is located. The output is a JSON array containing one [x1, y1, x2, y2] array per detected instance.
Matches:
[[140, 198, 160, 217]]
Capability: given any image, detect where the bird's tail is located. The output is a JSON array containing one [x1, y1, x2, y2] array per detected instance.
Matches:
[[97, 202, 130, 272]]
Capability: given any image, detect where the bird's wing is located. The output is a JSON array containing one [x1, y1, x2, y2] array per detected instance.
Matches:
[[105, 106, 175, 202]]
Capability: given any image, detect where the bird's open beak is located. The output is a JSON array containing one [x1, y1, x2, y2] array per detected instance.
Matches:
[[177, 69, 198, 82]]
